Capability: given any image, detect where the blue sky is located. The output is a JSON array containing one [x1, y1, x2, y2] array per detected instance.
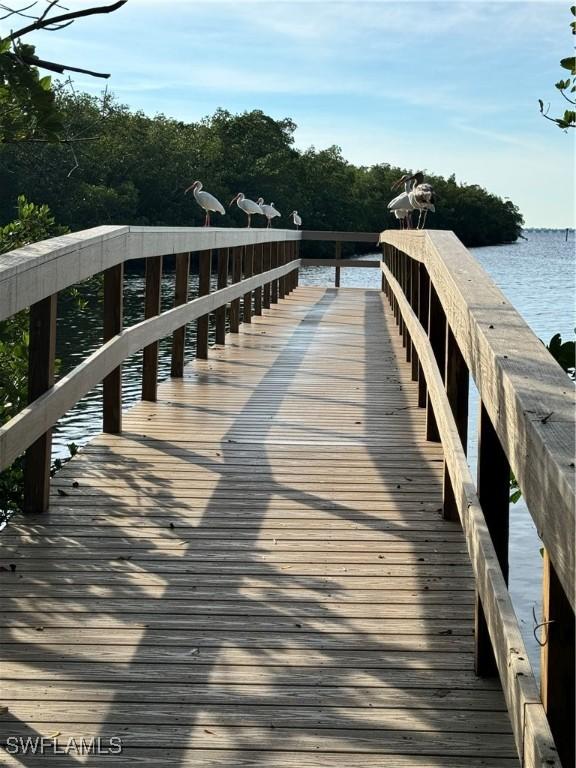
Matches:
[[25, 0, 575, 226]]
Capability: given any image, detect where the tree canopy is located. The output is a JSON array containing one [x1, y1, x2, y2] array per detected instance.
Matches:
[[0, 92, 523, 247]]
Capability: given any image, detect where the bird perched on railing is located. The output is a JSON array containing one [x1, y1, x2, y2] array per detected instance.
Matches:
[[184, 181, 225, 227], [257, 198, 281, 228], [388, 172, 435, 229], [229, 193, 264, 228], [290, 210, 302, 229]]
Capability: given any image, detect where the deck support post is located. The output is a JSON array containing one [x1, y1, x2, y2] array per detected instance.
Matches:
[[541, 550, 575, 768], [263, 242, 271, 309], [253, 243, 263, 315], [417, 265, 429, 408], [196, 250, 212, 359], [335, 241, 341, 288], [229, 247, 242, 333], [410, 259, 419, 381], [23, 294, 57, 513], [170, 253, 190, 376], [103, 263, 124, 433], [426, 281, 445, 442], [142, 255, 163, 402], [215, 248, 229, 345], [243, 244, 253, 322], [474, 403, 510, 676]]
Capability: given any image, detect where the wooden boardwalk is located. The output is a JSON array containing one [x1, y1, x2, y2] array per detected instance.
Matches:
[[0, 286, 519, 766]]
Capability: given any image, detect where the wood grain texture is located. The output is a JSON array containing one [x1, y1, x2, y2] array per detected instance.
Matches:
[[381, 230, 575, 612], [383, 264, 559, 768], [0, 286, 518, 768]]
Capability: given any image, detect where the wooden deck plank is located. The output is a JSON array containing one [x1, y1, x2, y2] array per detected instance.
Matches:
[[0, 287, 518, 766]]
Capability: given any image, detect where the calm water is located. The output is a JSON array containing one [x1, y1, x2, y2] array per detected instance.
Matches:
[[11, 230, 576, 675]]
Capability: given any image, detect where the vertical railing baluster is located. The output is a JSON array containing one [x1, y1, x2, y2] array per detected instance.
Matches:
[[426, 281, 445, 442], [541, 552, 575, 768], [417, 264, 429, 408], [404, 256, 411, 361], [215, 248, 228, 345], [23, 294, 57, 513], [170, 252, 190, 377], [278, 242, 286, 300], [271, 242, 279, 304], [229, 246, 242, 333], [254, 243, 263, 315], [142, 255, 162, 402], [263, 242, 271, 309], [443, 326, 469, 521], [243, 244, 253, 323], [475, 403, 510, 676], [196, 250, 212, 359], [103, 264, 124, 433], [410, 260, 419, 381], [335, 241, 341, 288]]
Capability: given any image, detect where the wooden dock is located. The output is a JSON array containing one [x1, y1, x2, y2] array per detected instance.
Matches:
[[0, 287, 519, 766]]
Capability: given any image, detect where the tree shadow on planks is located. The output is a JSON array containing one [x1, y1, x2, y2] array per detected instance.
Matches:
[[0, 287, 517, 767]]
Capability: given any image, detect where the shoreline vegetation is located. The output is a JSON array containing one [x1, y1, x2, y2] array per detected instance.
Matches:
[[0, 92, 524, 249]]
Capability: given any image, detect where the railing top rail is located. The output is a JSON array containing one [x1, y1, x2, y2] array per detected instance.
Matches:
[[301, 230, 379, 242], [0, 225, 302, 323], [380, 228, 576, 609]]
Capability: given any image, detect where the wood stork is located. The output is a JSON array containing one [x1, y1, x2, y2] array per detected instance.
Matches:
[[184, 180, 225, 227], [229, 193, 264, 228], [289, 210, 302, 229], [257, 198, 281, 228], [393, 209, 411, 229]]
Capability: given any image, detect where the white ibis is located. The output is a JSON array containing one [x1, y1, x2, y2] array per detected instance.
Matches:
[[387, 174, 415, 228], [393, 209, 411, 229], [408, 171, 435, 229], [289, 210, 302, 229], [184, 180, 225, 227], [229, 193, 264, 228], [257, 198, 281, 228]]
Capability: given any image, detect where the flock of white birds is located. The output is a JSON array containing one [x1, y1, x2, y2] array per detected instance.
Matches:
[[185, 181, 301, 229], [184, 172, 434, 230]]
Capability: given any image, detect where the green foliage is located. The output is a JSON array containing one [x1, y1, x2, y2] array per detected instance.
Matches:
[[0, 94, 524, 247], [539, 6, 576, 130], [0, 39, 63, 142]]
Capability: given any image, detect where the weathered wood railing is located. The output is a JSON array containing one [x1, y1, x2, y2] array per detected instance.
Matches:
[[380, 230, 575, 768], [1, 225, 573, 767]]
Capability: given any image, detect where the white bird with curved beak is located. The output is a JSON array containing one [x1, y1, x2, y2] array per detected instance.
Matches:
[[290, 210, 302, 229], [229, 193, 264, 228], [184, 180, 225, 227], [257, 198, 281, 228], [388, 171, 436, 229]]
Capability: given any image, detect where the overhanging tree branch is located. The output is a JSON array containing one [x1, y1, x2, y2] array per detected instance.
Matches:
[[8, 0, 127, 40], [8, 50, 111, 77]]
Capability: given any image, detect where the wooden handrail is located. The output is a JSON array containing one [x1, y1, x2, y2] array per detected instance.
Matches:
[[380, 230, 575, 612], [0, 257, 299, 473], [383, 261, 559, 768]]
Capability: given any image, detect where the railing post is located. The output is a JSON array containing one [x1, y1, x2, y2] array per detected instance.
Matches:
[[443, 326, 469, 522], [263, 242, 271, 309], [417, 265, 429, 408], [103, 264, 124, 433], [541, 551, 575, 768], [253, 243, 263, 315], [335, 241, 341, 288], [294, 241, 300, 290], [215, 248, 229, 345], [475, 403, 510, 676], [380, 246, 387, 294], [196, 249, 212, 359], [229, 246, 242, 333], [170, 252, 190, 377], [271, 242, 279, 304], [398, 252, 405, 339], [243, 244, 253, 323], [404, 256, 411, 361], [142, 255, 162, 402], [279, 242, 287, 299], [426, 281, 445, 442], [22, 294, 57, 513], [410, 260, 419, 381]]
